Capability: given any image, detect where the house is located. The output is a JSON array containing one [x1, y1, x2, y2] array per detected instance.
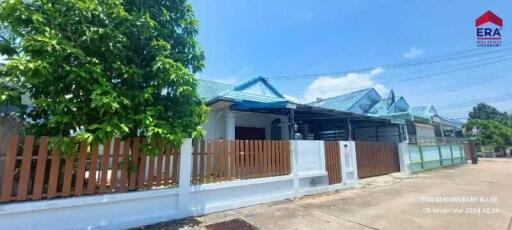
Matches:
[[307, 88, 463, 142], [198, 77, 293, 140], [198, 77, 404, 142]]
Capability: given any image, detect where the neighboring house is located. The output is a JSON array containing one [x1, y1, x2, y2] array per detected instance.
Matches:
[[199, 77, 403, 142], [308, 88, 463, 141], [308, 89, 407, 142]]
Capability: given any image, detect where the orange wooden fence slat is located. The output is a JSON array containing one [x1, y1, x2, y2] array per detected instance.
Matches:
[[16, 136, 34, 201], [279, 141, 284, 175], [155, 150, 164, 187], [234, 140, 239, 179], [284, 141, 288, 174], [272, 141, 276, 175], [147, 155, 155, 189], [223, 140, 228, 180], [279, 141, 285, 175], [119, 139, 131, 192], [129, 137, 140, 190], [61, 155, 74, 197], [203, 140, 209, 182], [74, 142, 88, 196], [137, 139, 148, 190], [172, 146, 179, 185], [47, 147, 61, 199], [199, 140, 206, 183], [87, 144, 99, 194], [32, 136, 49, 200], [192, 139, 198, 184], [110, 138, 121, 192], [243, 140, 249, 179], [99, 139, 112, 193], [218, 140, 224, 180], [256, 140, 261, 177], [230, 140, 235, 179], [238, 140, 243, 179], [249, 140, 254, 177], [0, 135, 19, 202], [163, 145, 172, 187]]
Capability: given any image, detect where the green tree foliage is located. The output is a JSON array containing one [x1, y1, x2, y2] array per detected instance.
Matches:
[[465, 119, 512, 148], [0, 0, 207, 155], [469, 103, 512, 127]]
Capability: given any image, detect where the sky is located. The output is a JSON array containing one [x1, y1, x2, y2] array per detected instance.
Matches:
[[189, 0, 512, 120]]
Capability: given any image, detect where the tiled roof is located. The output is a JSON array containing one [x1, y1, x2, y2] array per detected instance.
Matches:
[[197, 78, 287, 104], [197, 79, 234, 100], [368, 98, 393, 116], [218, 90, 286, 103], [408, 105, 432, 117], [307, 88, 374, 111]]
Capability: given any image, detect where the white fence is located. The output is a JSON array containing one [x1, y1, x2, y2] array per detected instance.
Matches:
[[0, 139, 415, 229]]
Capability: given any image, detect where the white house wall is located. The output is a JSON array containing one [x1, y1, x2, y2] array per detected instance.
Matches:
[[203, 108, 227, 139], [202, 108, 289, 140]]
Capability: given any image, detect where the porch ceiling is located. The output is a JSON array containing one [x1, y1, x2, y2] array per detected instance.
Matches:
[[233, 104, 392, 127]]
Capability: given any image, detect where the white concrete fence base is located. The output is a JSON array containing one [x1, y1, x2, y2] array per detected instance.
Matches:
[[0, 140, 411, 230]]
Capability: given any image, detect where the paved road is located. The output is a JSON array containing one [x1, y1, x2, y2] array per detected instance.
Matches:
[[146, 159, 512, 230]]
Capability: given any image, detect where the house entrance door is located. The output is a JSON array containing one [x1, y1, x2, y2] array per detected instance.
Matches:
[[235, 127, 266, 140]]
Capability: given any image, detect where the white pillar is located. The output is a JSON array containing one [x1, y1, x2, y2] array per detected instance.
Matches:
[[178, 138, 192, 215], [226, 109, 235, 140], [291, 140, 300, 197], [340, 141, 358, 186], [398, 142, 412, 175]]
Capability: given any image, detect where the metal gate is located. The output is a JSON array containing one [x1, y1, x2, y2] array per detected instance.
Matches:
[[324, 141, 342, 184], [356, 141, 399, 179]]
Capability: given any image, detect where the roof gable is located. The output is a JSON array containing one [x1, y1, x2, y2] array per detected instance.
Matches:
[[197, 77, 289, 107], [394, 97, 409, 112], [233, 76, 284, 98]]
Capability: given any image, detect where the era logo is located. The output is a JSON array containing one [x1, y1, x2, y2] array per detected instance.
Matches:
[[475, 11, 503, 47]]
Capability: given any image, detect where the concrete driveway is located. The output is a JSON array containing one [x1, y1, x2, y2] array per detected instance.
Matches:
[[143, 159, 512, 230]]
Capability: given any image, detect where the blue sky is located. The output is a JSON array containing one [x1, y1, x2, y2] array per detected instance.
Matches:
[[189, 0, 512, 119]]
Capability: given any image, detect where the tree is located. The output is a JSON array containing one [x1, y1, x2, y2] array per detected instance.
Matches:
[[0, 0, 207, 155], [465, 119, 512, 151], [469, 103, 512, 127]]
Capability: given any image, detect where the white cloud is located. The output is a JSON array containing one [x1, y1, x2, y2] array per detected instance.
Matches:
[[304, 68, 388, 102], [402, 47, 424, 58]]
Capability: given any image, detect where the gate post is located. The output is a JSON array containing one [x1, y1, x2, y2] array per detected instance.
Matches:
[[290, 140, 300, 197], [178, 138, 193, 215], [397, 141, 412, 175], [340, 141, 358, 186]]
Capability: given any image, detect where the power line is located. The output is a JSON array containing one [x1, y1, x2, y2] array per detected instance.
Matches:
[[435, 93, 512, 110], [282, 56, 512, 93], [265, 46, 512, 80], [406, 67, 512, 99], [379, 56, 512, 84]]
